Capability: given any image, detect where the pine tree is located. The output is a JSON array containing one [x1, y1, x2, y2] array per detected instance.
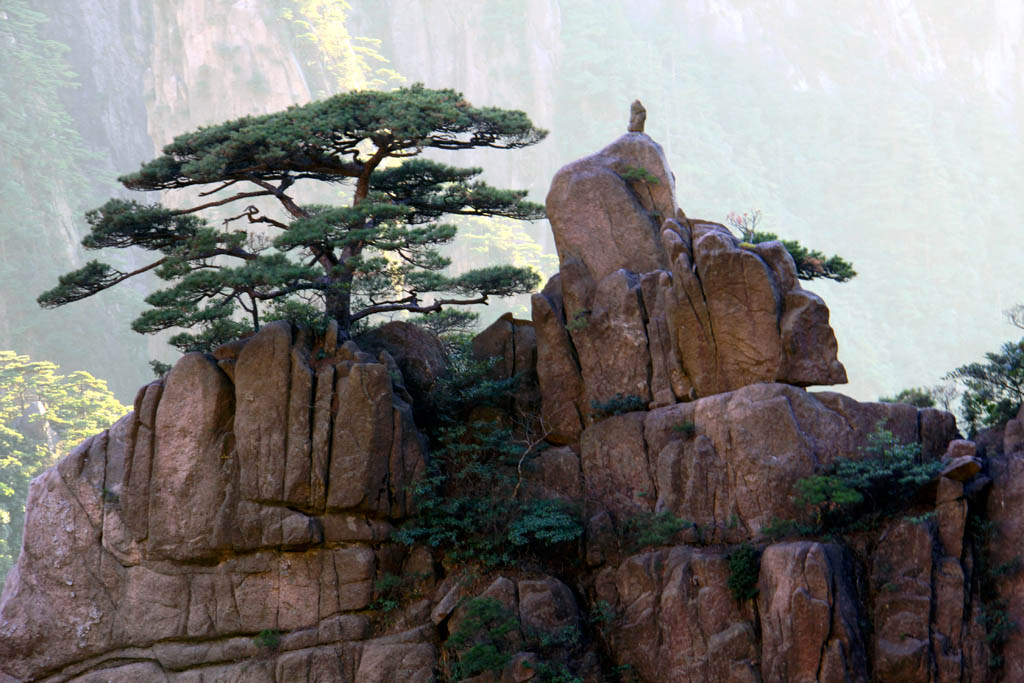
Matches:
[[39, 85, 547, 351]]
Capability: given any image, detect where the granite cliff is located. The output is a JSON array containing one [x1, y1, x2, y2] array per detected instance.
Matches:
[[1, 133, 1019, 682]]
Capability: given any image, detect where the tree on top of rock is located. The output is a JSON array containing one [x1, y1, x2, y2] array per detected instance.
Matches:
[[39, 85, 547, 352], [726, 209, 856, 283]]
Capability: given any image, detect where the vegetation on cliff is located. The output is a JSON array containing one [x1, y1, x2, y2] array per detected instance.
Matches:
[[725, 209, 857, 283], [0, 351, 126, 581]]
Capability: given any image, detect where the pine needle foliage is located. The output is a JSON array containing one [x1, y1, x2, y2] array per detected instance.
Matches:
[[393, 340, 581, 569], [39, 85, 547, 351], [946, 338, 1024, 436], [794, 427, 940, 533]]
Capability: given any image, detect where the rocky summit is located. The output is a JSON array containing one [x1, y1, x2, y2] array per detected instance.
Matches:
[[1, 133, 1020, 682]]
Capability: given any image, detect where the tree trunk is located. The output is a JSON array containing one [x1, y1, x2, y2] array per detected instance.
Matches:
[[325, 268, 354, 336]]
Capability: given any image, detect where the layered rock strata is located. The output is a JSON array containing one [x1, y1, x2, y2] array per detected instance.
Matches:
[[0, 322, 429, 681]]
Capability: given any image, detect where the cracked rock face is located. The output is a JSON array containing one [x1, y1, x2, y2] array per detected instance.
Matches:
[[2, 130, 1016, 683], [0, 322, 428, 681], [538, 132, 847, 444]]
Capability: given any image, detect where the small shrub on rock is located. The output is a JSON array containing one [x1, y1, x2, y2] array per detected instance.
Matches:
[[618, 165, 660, 185], [622, 510, 693, 550], [727, 542, 761, 602], [447, 597, 519, 679], [253, 629, 281, 650], [393, 420, 582, 567], [794, 426, 940, 533], [878, 386, 936, 408]]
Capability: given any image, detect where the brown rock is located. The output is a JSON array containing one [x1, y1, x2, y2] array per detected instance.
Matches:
[[354, 641, 436, 682], [471, 313, 540, 412], [0, 466, 118, 678], [985, 444, 1024, 680], [121, 381, 162, 543], [640, 269, 687, 406], [628, 99, 646, 132], [536, 133, 847, 421], [942, 455, 982, 481], [327, 363, 395, 514], [1004, 408, 1024, 455], [689, 227, 784, 391], [147, 352, 234, 561], [115, 565, 188, 645], [758, 542, 868, 682], [944, 439, 977, 460], [635, 384, 942, 536], [357, 320, 446, 400], [517, 577, 578, 635], [388, 398, 428, 519], [308, 363, 334, 515], [473, 312, 518, 379], [777, 289, 848, 386], [101, 414, 143, 566], [920, 408, 960, 460], [523, 445, 582, 501], [546, 134, 673, 284], [532, 282, 585, 444], [284, 345, 314, 508], [570, 269, 652, 407], [870, 520, 935, 681], [936, 478, 967, 559], [71, 662, 170, 681], [602, 547, 760, 681], [235, 321, 292, 502], [580, 412, 654, 518]]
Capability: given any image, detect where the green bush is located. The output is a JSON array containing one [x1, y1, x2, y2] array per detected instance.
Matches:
[[370, 572, 427, 614], [445, 597, 584, 682], [618, 165, 660, 185], [794, 427, 940, 533], [565, 309, 590, 332], [623, 510, 692, 550], [878, 387, 935, 408], [946, 338, 1024, 435], [253, 629, 281, 650], [395, 337, 581, 567], [590, 393, 647, 420], [447, 597, 520, 680], [727, 543, 761, 601], [671, 420, 696, 435]]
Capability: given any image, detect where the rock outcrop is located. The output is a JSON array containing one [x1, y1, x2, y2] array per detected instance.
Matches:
[[0, 322, 428, 681], [536, 131, 846, 443], [2, 131, 1021, 682]]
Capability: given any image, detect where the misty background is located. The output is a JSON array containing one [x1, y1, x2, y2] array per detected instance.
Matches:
[[3, 0, 1023, 405]]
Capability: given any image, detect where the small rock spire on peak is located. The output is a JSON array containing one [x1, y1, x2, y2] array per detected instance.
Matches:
[[628, 99, 646, 132]]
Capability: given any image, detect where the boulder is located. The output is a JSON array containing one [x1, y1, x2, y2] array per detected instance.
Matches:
[[357, 321, 447, 401], [147, 352, 234, 560], [546, 133, 675, 284], [983, 410, 1024, 681], [471, 313, 540, 412]]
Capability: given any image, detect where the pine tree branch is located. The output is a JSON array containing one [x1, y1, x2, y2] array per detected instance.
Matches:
[[349, 294, 489, 322], [171, 190, 274, 215]]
